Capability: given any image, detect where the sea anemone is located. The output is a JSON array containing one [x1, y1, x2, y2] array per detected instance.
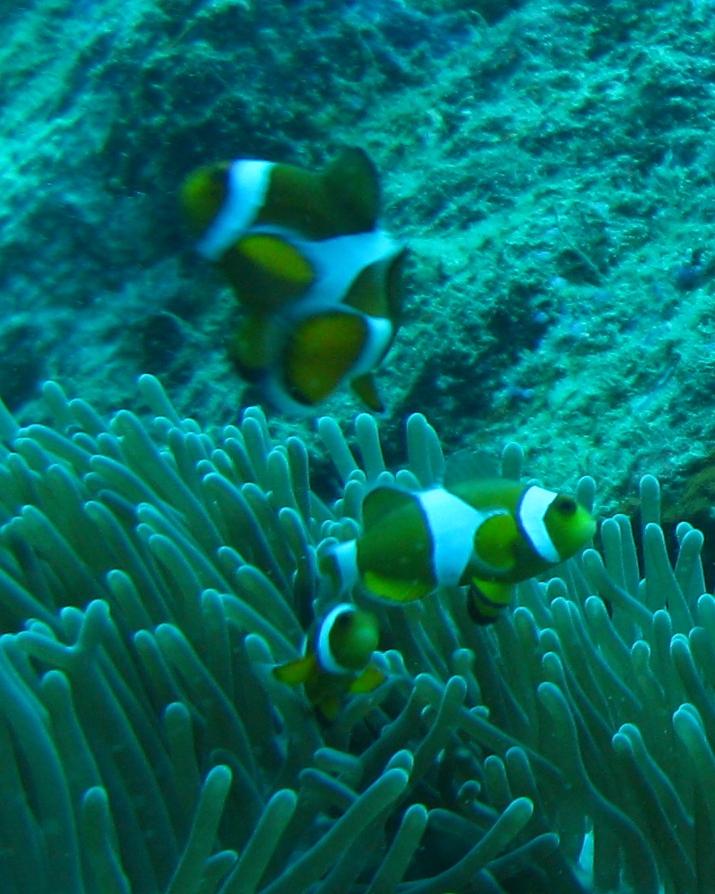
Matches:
[[0, 374, 710, 893]]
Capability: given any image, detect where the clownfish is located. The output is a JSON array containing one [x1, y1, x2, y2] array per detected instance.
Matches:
[[181, 148, 406, 414], [322, 464, 595, 624], [273, 603, 384, 720]]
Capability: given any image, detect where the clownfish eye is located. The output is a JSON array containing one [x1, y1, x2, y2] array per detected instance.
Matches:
[[554, 495, 577, 516]]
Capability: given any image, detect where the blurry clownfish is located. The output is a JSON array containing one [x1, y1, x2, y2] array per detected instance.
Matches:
[[322, 460, 595, 624], [181, 147, 407, 414], [273, 603, 384, 720]]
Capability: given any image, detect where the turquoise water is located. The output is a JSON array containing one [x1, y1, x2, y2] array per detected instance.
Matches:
[[1, 1, 714, 891]]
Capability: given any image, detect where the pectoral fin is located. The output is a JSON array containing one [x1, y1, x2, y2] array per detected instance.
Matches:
[[224, 233, 314, 311], [349, 664, 385, 694], [273, 653, 317, 685]]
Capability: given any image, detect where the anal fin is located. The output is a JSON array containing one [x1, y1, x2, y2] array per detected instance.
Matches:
[[351, 372, 384, 412], [467, 579, 513, 625]]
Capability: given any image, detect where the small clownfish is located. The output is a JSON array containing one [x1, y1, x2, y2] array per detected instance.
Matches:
[[322, 461, 596, 624], [273, 603, 384, 720], [181, 148, 407, 414]]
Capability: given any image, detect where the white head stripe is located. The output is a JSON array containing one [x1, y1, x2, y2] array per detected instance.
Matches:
[[417, 488, 484, 586], [350, 315, 393, 376], [197, 159, 273, 260], [519, 486, 560, 563], [316, 604, 355, 675]]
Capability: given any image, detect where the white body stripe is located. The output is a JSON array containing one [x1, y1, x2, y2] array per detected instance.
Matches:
[[417, 488, 484, 586], [518, 485, 560, 563], [349, 315, 393, 375], [197, 159, 273, 260], [331, 540, 358, 592], [316, 604, 354, 675]]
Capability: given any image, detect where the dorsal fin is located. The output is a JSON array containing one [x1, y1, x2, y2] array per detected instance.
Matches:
[[362, 485, 413, 531], [443, 449, 501, 489], [322, 147, 380, 233]]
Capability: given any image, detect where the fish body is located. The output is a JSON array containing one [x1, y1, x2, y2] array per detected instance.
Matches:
[[273, 603, 383, 719], [181, 148, 406, 413], [324, 477, 595, 623]]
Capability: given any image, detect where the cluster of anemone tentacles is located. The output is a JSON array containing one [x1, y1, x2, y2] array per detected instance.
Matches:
[[0, 374, 713, 894]]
